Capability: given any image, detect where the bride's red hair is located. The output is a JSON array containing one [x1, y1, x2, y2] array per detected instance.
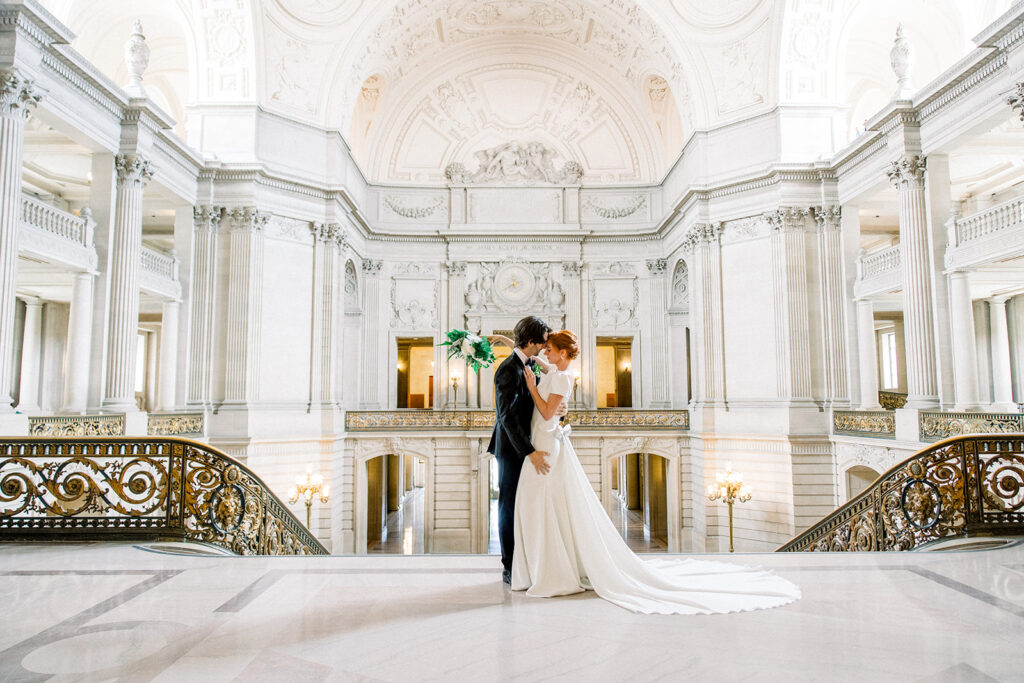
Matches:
[[547, 330, 579, 360]]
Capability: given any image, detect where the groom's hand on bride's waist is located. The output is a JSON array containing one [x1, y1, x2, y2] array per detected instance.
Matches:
[[528, 450, 550, 475]]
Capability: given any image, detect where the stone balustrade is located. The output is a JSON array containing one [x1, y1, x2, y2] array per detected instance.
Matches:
[[20, 193, 92, 247], [139, 245, 181, 299], [954, 196, 1024, 246], [857, 244, 901, 279]]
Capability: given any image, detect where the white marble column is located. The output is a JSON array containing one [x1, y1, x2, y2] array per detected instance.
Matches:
[[63, 272, 94, 413], [814, 206, 849, 407], [948, 270, 980, 411], [856, 299, 881, 409], [102, 154, 154, 411], [224, 208, 267, 403], [767, 208, 813, 402], [645, 258, 670, 408], [157, 300, 179, 411], [359, 260, 383, 409], [186, 206, 221, 409], [310, 222, 341, 408], [989, 297, 1015, 411], [15, 297, 43, 412], [0, 71, 41, 411], [684, 223, 725, 407], [445, 261, 467, 410], [888, 155, 939, 408]]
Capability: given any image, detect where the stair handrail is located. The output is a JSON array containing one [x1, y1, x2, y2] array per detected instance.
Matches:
[[778, 434, 1024, 552], [0, 437, 328, 555]]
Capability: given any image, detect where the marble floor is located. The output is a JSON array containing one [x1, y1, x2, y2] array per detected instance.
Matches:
[[2, 541, 1024, 681]]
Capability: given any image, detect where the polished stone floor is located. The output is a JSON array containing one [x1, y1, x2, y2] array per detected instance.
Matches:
[[2, 541, 1024, 681]]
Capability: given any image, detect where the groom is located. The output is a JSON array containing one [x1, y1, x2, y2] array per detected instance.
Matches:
[[487, 316, 565, 585]]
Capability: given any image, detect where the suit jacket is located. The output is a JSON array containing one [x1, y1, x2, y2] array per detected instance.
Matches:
[[487, 352, 535, 462]]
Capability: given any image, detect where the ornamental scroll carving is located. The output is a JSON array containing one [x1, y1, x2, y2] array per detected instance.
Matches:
[[670, 260, 688, 310], [591, 278, 639, 329], [0, 70, 42, 118], [1009, 82, 1024, 123], [390, 279, 439, 329], [444, 141, 584, 185], [383, 195, 445, 219], [887, 155, 927, 188]]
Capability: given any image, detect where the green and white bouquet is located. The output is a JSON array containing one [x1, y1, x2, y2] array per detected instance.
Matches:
[[439, 329, 496, 372]]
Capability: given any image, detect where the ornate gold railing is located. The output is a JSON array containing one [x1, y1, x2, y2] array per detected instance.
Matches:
[[0, 438, 327, 555], [344, 409, 689, 432], [147, 412, 205, 437], [28, 414, 125, 437], [879, 391, 907, 410], [778, 435, 1024, 552], [832, 410, 895, 439], [919, 412, 1023, 442]]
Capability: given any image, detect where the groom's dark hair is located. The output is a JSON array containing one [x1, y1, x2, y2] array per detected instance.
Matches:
[[513, 316, 551, 348]]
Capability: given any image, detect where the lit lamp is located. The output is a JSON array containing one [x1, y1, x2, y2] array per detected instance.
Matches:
[[706, 463, 752, 553], [289, 465, 330, 528], [450, 374, 460, 409], [570, 370, 580, 408]]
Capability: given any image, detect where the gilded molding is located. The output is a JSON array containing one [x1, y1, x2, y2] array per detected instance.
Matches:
[[918, 411, 1023, 441], [345, 410, 689, 432], [147, 412, 205, 437], [832, 410, 896, 439], [28, 414, 126, 437], [878, 391, 908, 410]]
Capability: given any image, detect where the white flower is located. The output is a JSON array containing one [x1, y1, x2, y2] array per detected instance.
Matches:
[[460, 338, 473, 357]]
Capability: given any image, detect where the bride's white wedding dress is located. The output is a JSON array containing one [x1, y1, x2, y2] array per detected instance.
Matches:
[[511, 368, 801, 615]]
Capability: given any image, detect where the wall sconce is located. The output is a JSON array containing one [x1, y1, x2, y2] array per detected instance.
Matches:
[[289, 465, 330, 528], [623, 362, 631, 373], [450, 374, 460, 408], [706, 463, 752, 553]]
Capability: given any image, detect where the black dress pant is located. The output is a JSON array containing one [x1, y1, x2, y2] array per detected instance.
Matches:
[[496, 452, 523, 572]]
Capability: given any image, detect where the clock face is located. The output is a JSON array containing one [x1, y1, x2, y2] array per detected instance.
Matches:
[[494, 263, 535, 305]]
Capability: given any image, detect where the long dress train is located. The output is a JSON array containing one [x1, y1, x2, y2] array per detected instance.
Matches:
[[511, 369, 801, 615]]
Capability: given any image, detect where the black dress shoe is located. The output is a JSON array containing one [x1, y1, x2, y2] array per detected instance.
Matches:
[[502, 569, 512, 585]]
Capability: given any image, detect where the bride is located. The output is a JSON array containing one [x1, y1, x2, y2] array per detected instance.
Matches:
[[509, 329, 800, 615]]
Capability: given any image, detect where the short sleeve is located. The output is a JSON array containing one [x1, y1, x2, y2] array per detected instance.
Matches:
[[551, 371, 572, 398]]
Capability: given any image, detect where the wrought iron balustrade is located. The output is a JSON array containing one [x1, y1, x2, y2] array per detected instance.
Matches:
[[0, 438, 327, 555], [29, 414, 125, 437], [919, 412, 1023, 442], [344, 409, 689, 432], [832, 410, 895, 439], [778, 435, 1024, 552], [878, 391, 907, 410]]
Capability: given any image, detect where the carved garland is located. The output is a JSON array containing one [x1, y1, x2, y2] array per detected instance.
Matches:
[[583, 195, 647, 219], [384, 196, 445, 219]]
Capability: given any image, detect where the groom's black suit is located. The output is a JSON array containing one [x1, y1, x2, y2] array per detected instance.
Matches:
[[487, 350, 535, 573]]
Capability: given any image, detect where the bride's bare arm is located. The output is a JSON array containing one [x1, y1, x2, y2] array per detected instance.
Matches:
[[523, 369, 565, 421], [487, 334, 514, 348]]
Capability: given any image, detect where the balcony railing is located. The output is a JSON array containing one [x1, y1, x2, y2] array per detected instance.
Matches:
[[139, 246, 181, 299], [919, 411, 1023, 442], [0, 437, 327, 555], [832, 410, 895, 439], [21, 193, 92, 247], [28, 414, 125, 437], [345, 409, 689, 432], [954, 196, 1024, 246], [147, 412, 205, 437], [857, 244, 901, 279], [778, 434, 1024, 552]]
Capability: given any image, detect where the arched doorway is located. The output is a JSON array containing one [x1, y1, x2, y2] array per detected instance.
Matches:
[[844, 465, 880, 502], [472, 451, 501, 555], [603, 450, 681, 552], [355, 450, 432, 554]]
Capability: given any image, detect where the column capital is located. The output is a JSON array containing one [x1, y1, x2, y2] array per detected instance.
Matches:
[[681, 222, 722, 253], [193, 205, 222, 231], [226, 207, 269, 232], [646, 258, 668, 276], [115, 153, 154, 186], [361, 259, 383, 277], [1008, 81, 1024, 123], [0, 70, 42, 119], [445, 260, 467, 277], [765, 207, 810, 232], [812, 205, 842, 231], [887, 155, 926, 188], [561, 261, 582, 276]]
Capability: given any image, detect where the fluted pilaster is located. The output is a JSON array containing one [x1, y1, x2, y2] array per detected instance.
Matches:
[[186, 205, 221, 408], [359, 259, 383, 409], [445, 261, 467, 409], [683, 222, 724, 406], [0, 70, 41, 411], [63, 272, 94, 413], [16, 297, 43, 411], [224, 208, 267, 403], [948, 271, 980, 411], [989, 297, 1015, 411], [855, 298, 881, 409], [157, 300, 179, 411], [310, 222, 343, 407], [645, 258, 670, 407], [766, 208, 812, 400], [814, 206, 849, 406], [563, 261, 582, 405], [102, 153, 154, 411], [888, 155, 939, 408]]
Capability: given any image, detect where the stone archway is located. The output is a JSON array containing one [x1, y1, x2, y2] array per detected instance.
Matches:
[[600, 443, 682, 552], [353, 442, 434, 554]]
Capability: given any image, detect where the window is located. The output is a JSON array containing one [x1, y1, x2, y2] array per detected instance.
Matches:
[[880, 331, 898, 390]]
